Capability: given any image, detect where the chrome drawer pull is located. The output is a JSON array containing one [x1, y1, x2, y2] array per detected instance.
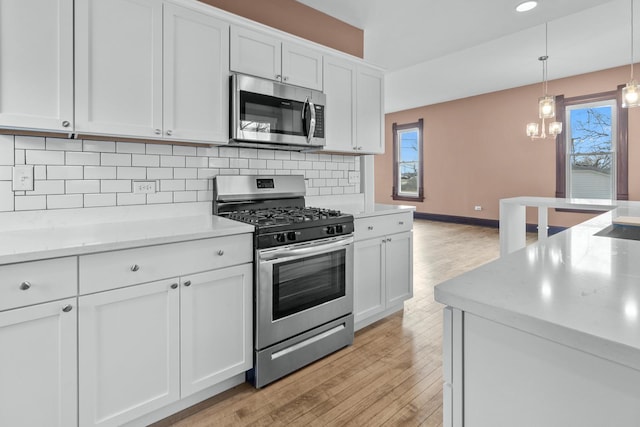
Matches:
[[367, 226, 374, 230], [170, 283, 178, 289], [217, 250, 225, 256], [184, 280, 192, 287], [131, 264, 140, 272], [19, 281, 31, 291], [399, 221, 404, 225], [62, 304, 73, 313]]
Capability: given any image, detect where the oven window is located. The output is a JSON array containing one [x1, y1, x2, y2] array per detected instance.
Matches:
[[240, 91, 305, 136], [272, 249, 346, 320]]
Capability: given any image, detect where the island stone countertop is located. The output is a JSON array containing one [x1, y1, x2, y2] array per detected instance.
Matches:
[[435, 200, 640, 372]]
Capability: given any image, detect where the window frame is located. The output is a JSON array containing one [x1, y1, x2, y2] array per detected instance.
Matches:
[[555, 85, 629, 201], [392, 119, 424, 202]]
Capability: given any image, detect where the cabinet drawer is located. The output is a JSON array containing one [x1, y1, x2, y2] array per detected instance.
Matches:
[[355, 211, 413, 240], [79, 234, 253, 295], [0, 257, 77, 311]]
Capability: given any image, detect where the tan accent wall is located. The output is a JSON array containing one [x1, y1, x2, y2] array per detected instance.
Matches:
[[377, 65, 640, 228], [199, 0, 363, 58]]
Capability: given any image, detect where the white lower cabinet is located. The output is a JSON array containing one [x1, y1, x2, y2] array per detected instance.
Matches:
[[354, 211, 413, 330], [0, 298, 78, 427], [79, 264, 252, 427]]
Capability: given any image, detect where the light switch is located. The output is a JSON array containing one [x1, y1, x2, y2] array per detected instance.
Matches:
[[12, 165, 34, 191]]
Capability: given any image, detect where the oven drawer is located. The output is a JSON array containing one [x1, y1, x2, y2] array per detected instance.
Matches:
[[354, 211, 413, 240], [79, 234, 252, 294], [0, 257, 77, 311]]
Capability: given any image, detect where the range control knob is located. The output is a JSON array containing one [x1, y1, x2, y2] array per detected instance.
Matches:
[[326, 226, 335, 235], [275, 233, 286, 243], [335, 225, 344, 234], [287, 232, 297, 241]]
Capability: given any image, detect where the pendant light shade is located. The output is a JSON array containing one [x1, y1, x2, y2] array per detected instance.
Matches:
[[623, 0, 639, 108], [539, 95, 556, 118]]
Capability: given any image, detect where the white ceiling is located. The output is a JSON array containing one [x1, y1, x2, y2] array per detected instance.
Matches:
[[296, 0, 638, 112]]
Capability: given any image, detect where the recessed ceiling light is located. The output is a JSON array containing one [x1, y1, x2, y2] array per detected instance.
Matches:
[[516, 1, 538, 12]]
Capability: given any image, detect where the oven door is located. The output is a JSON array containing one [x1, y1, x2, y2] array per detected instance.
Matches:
[[256, 235, 353, 349]]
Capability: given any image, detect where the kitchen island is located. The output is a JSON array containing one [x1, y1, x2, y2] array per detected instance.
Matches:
[[435, 199, 640, 427]]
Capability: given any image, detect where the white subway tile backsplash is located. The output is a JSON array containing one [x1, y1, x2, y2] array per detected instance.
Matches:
[[160, 155, 185, 168], [0, 135, 14, 165], [116, 142, 145, 154], [173, 145, 196, 156], [117, 192, 146, 206], [83, 140, 115, 153], [160, 179, 185, 192], [117, 167, 146, 179], [101, 153, 131, 166], [26, 150, 65, 165], [101, 180, 132, 193], [66, 180, 100, 194], [29, 180, 65, 195], [4, 137, 358, 212], [0, 181, 14, 211], [84, 193, 117, 207], [47, 194, 83, 209], [15, 136, 45, 150], [15, 195, 45, 211], [174, 191, 197, 203], [85, 166, 116, 179], [66, 151, 100, 166], [46, 138, 82, 151]]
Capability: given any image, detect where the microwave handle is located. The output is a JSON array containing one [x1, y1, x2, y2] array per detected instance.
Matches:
[[302, 97, 317, 144]]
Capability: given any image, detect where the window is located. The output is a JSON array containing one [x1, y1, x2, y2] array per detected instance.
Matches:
[[392, 119, 424, 202], [555, 87, 628, 201]]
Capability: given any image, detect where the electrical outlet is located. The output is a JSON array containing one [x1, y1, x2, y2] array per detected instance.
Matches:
[[12, 165, 34, 191], [132, 180, 156, 194], [348, 171, 360, 184], [474, 205, 482, 211]]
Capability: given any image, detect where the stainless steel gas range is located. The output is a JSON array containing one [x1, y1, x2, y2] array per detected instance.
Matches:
[[213, 175, 354, 388]]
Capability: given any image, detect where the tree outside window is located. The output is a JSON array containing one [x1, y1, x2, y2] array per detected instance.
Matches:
[[393, 119, 424, 202]]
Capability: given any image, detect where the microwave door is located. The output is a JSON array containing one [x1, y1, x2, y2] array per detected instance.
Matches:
[[302, 98, 317, 144]]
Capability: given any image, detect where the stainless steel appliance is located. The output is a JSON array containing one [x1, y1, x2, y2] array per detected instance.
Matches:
[[230, 73, 326, 149], [213, 175, 354, 388]]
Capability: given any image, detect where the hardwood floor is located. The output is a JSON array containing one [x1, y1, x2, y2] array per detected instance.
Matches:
[[153, 219, 504, 427]]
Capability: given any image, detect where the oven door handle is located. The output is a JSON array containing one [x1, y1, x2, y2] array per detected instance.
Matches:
[[259, 236, 353, 261]]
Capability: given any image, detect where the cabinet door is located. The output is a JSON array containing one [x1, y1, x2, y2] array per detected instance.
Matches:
[[75, 0, 163, 138], [282, 42, 323, 90], [230, 26, 281, 81], [356, 65, 385, 154], [79, 279, 180, 427], [385, 231, 413, 306], [181, 263, 252, 397], [323, 56, 356, 152], [0, 298, 77, 427], [0, 0, 73, 132], [354, 238, 386, 324], [163, 4, 229, 143]]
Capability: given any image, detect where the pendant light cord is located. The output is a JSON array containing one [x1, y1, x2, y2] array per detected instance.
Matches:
[[541, 23, 549, 96], [631, 0, 635, 81]]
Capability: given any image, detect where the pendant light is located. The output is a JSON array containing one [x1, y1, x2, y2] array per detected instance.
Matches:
[[526, 23, 563, 140], [622, 0, 640, 108]]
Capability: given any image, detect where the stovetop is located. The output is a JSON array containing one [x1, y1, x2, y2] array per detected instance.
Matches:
[[226, 206, 346, 227]]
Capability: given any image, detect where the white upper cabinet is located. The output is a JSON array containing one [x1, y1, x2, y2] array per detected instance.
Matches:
[[230, 26, 323, 90], [163, 4, 229, 143], [75, 0, 163, 139], [0, 0, 73, 133], [323, 58, 385, 154], [75, 0, 229, 144], [356, 65, 385, 154], [323, 56, 357, 152]]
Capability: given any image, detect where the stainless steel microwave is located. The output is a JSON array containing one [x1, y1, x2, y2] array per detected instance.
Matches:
[[230, 73, 326, 149]]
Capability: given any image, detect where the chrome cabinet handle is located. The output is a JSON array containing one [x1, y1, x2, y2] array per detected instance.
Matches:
[[184, 280, 192, 287], [367, 226, 374, 230], [217, 250, 224, 256], [399, 221, 404, 225], [62, 120, 70, 128], [170, 283, 178, 289], [382, 239, 386, 243], [154, 129, 161, 135], [283, 76, 289, 81], [166, 130, 173, 136], [19, 281, 31, 291], [387, 238, 392, 242], [275, 74, 282, 80], [62, 304, 73, 312], [131, 264, 140, 272]]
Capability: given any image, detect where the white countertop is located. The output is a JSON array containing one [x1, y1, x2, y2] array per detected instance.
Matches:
[[346, 203, 416, 218], [0, 215, 253, 265], [435, 200, 640, 371]]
